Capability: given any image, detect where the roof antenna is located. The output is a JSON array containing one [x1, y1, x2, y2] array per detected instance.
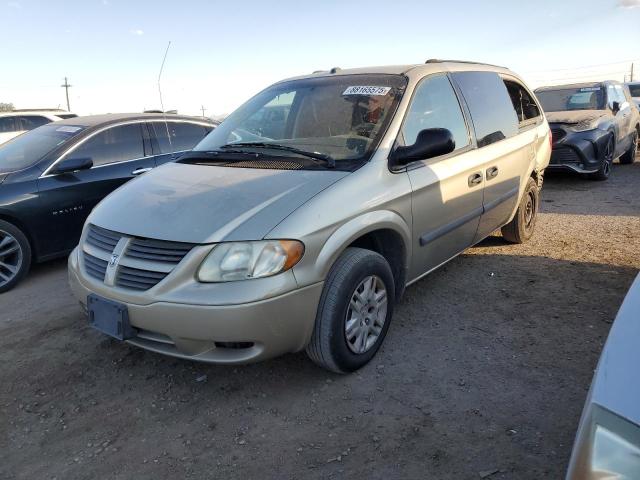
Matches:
[[158, 41, 173, 157]]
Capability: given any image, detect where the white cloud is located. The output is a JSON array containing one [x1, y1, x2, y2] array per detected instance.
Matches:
[[618, 0, 640, 8], [130, 29, 144, 36]]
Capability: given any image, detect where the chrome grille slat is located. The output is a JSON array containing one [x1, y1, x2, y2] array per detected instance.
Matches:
[[83, 224, 194, 292]]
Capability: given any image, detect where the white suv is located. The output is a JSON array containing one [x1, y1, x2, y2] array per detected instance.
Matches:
[[0, 110, 77, 145]]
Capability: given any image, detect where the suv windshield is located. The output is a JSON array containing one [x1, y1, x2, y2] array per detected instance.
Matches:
[[0, 124, 85, 174], [536, 86, 605, 112], [192, 74, 407, 168], [628, 84, 640, 97]]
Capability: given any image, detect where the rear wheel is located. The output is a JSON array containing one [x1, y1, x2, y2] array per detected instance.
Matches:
[[619, 130, 638, 165], [589, 134, 615, 180], [0, 220, 31, 293], [306, 248, 395, 373], [501, 177, 539, 244]]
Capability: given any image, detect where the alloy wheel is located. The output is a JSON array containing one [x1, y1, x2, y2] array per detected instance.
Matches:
[[0, 230, 22, 289], [345, 275, 388, 354], [524, 189, 536, 230], [603, 136, 614, 175]]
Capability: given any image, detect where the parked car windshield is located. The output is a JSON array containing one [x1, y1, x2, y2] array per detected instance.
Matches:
[[536, 86, 605, 112], [192, 74, 407, 167], [628, 84, 640, 97], [0, 124, 85, 174]]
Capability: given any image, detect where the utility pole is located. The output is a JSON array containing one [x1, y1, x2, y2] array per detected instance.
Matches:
[[60, 77, 72, 111], [631, 63, 634, 82], [201, 105, 206, 118]]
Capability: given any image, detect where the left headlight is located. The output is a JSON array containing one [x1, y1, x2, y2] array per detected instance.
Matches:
[[197, 240, 304, 283]]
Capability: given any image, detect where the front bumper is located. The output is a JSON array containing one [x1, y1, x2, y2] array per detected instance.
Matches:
[[68, 248, 324, 364], [548, 125, 610, 174]]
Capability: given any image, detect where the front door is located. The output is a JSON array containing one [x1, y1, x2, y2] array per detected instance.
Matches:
[[36, 122, 155, 256], [402, 73, 484, 280]]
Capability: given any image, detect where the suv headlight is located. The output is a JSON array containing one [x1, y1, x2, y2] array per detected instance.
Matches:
[[570, 119, 599, 132], [197, 240, 304, 282], [586, 425, 640, 478]]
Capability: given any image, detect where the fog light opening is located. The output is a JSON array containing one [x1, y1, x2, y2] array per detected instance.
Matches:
[[214, 341, 254, 350]]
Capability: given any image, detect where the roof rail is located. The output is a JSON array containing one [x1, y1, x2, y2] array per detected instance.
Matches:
[[425, 59, 506, 69]]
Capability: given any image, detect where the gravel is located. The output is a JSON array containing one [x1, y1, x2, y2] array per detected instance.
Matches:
[[1, 158, 639, 479]]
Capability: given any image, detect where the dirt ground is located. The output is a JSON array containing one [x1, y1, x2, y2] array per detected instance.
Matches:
[[1, 158, 639, 480]]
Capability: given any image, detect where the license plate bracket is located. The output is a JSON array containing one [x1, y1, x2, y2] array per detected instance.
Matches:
[[87, 294, 135, 340]]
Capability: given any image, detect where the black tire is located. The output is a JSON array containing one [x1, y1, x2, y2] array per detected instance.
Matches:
[[306, 247, 395, 374], [589, 134, 615, 181], [501, 177, 539, 244], [619, 130, 638, 165], [0, 219, 31, 293]]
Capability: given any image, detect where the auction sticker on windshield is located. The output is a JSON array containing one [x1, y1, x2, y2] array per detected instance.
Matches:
[[343, 86, 391, 96]]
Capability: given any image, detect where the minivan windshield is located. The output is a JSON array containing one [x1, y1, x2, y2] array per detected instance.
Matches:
[[192, 74, 407, 168], [535, 86, 605, 112], [628, 84, 640, 97], [0, 124, 85, 174]]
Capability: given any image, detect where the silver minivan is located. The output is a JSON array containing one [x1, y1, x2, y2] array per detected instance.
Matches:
[[69, 61, 551, 373]]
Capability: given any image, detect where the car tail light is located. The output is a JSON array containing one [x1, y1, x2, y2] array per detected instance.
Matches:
[[549, 128, 553, 149]]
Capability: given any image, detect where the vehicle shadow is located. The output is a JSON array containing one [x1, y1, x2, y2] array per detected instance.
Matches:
[[1, 253, 637, 479]]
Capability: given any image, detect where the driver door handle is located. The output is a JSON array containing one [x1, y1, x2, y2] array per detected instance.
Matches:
[[468, 172, 483, 187], [132, 167, 153, 176], [486, 166, 499, 180]]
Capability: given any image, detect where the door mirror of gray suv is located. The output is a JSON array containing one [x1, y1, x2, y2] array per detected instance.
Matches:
[[54, 157, 94, 174], [611, 101, 621, 114], [392, 128, 455, 166]]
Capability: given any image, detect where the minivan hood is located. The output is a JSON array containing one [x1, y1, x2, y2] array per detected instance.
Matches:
[[546, 109, 609, 125], [88, 162, 349, 244]]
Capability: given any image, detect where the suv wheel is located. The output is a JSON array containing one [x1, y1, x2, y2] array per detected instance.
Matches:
[[0, 219, 31, 293], [306, 247, 395, 373], [619, 130, 638, 165], [501, 176, 539, 244], [589, 134, 615, 180]]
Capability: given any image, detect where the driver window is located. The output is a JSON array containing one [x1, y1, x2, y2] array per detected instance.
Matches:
[[402, 74, 469, 151], [68, 124, 145, 167]]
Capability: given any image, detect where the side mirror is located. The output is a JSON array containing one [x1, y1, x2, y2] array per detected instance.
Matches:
[[611, 101, 620, 113], [54, 157, 93, 174], [392, 128, 455, 166]]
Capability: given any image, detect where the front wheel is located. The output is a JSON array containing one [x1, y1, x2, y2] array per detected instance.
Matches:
[[306, 248, 395, 373], [0, 219, 32, 293], [589, 134, 615, 180], [501, 176, 539, 244]]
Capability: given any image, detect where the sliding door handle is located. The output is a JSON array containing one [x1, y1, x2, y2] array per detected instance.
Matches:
[[486, 166, 499, 180], [132, 167, 153, 176], [468, 172, 483, 187]]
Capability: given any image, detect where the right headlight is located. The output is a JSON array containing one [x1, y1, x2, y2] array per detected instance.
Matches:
[[586, 425, 640, 479], [196, 240, 304, 283]]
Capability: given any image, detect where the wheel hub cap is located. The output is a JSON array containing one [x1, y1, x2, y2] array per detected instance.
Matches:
[[0, 230, 22, 288], [345, 275, 388, 354]]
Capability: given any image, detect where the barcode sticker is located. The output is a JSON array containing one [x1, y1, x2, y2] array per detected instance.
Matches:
[[342, 86, 391, 96]]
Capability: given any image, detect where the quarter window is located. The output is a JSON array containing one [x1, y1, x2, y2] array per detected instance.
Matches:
[[18, 115, 51, 130], [452, 72, 519, 147], [67, 124, 145, 166], [152, 122, 211, 154], [402, 74, 469, 152], [503, 80, 541, 124]]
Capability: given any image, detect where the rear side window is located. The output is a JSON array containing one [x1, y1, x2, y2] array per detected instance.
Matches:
[[152, 122, 210, 153], [68, 124, 145, 166], [402, 74, 469, 152], [0, 117, 17, 133], [503, 80, 541, 124], [452, 71, 519, 147], [18, 115, 51, 130]]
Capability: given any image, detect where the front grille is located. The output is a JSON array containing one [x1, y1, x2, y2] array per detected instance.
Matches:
[[82, 224, 194, 291], [551, 147, 581, 165], [550, 128, 566, 143], [84, 253, 108, 281]]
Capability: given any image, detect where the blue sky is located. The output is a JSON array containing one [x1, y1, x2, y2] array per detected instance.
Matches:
[[1, 0, 639, 116]]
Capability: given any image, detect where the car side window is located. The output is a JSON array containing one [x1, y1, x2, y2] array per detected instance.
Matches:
[[503, 80, 541, 125], [18, 115, 51, 130], [0, 117, 17, 133], [451, 71, 519, 147], [614, 85, 628, 106], [152, 122, 210, 154], [67, 124, 145, 167], [401, 74, 469, 152]]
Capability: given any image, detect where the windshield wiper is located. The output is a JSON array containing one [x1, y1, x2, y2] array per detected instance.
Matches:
[[220, 142, 336, 168]]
